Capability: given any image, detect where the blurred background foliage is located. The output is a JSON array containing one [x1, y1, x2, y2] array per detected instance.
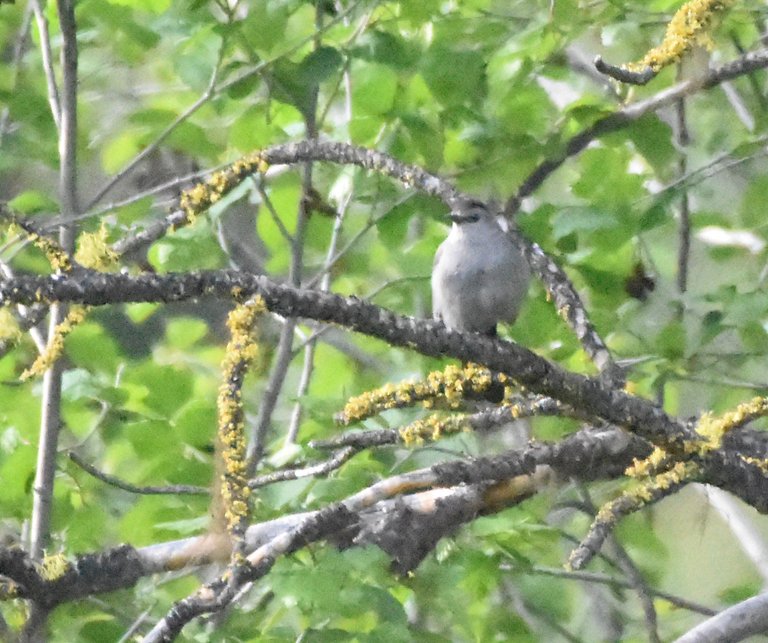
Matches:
[[2, 0, 768, 640]]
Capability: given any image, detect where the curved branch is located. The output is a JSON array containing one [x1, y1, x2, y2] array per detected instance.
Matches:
[[674, 591, 768, 643], [2, 426, 763, 630], [108, 139, 620, 383], [68, 452, 209, 496], [0, 269, 690, 446], [504, 48, 768, 215]]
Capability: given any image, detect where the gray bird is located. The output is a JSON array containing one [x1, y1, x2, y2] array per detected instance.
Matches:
[[432, 198, 530, 336]]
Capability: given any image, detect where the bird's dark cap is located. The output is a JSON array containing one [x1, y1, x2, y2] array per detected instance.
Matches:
[[447, 196, 490, 224]]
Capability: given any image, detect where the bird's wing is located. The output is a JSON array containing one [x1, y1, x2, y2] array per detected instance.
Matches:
[[432, 241, 444, 270], [431, 242, 445, 320]]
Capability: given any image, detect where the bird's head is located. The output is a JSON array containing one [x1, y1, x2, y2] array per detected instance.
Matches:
[[448, 197, 492, 225]]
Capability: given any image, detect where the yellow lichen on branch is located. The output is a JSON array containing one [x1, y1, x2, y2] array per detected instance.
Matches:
[[75, 223, 118, 272], [399, 413, 468, 445], [14, 223, 117, 380], [695, 395, 768, 450], [624, 445, 670, 479], [0, 308, 21, 343], [21, 306, 87, 380], [38, 553, 71, 581], [11, 222, 71, 273], [338, 363, 512, 425], [29, 225, 117, 379], [568, 460, 700, 570], [179, 152, 269, 225], [216, 297, 266, 540], [629, 0, 734, 72]]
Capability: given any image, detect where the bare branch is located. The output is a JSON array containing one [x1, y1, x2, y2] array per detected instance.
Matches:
[[520, 565, 716, 616], [83, 0, 366, 212], [674, 591, 768, 643], [248, 446, 359, 489], [30, 0, 60, 130], [505, 48, 768, 215], [29, 0, 79, 565], [68, 452, 209, 496]]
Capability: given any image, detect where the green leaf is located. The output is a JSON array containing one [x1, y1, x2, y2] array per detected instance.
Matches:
[[298, 46, 343, 85], [165, 317, 208, 349], [352, 61, 398, 116], [656, 321, 687, 360], [173, 26, 223, 91], [101, 130, 144, 174], [123, 364, 194, 418], [269, 47, 342, 116], [175, 399, 216, 448], [551, 207, 619, 240], [350, 29, 417, 69], [739, 321, 768, 353], [230, 105, 283, 151], [376, 200, 416, 250], [420, 45, 485, 107], [67, 322, 123, 374], [8, 190, 58, 214], [626, 114, 676, 169]]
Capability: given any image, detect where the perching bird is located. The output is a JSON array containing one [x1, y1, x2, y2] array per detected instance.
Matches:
[[431, 198, 530, 337]]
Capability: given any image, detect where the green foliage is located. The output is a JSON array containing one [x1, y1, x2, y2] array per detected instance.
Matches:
[[2, 0, 768, 640]]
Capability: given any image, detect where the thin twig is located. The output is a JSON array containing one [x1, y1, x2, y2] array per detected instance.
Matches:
[[68, 452, 209, 496], [303, 193, 415, 290], [0, 2, 33, 145], [578, 486, 660, 643], [286, 194, 351, 443], [310, 428, 400, 450], [254, 180, 293, 245], [82, 36, 227, 212], [43, 164, 228, 232], [516, 564, 716, 616], [83, 0, 365, 213], [245, 155, 315, 467], [675, 87, 691, 296], [698, 485, 768, 585], [25, 5, 80, 639], [594, 56, 656, 85], [246, 317, 296, 471], [29, 0, 80, 562], [505, 48, 768, 216], [247, 33, 322, 463], [649, 137, 768, 202], [0, 258, 46, 353], [729, 32, 768, 112], [30, 0, 61, 131], [284, 17, 355, 445], [248, 446, 358, 489]]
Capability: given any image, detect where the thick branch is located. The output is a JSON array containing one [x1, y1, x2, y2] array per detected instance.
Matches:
[[107, 139, 620, 383], [0, 269, 690, 445], [674, 591, 768, 643], [3, 426, 764, 614]]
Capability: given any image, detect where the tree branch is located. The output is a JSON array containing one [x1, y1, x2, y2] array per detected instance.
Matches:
[[504, 48, 768, 215], [29, 0, 79, 568], [68, 452, 209, 496], [0, 268, 690, 445], [674, 591, 768, 643]]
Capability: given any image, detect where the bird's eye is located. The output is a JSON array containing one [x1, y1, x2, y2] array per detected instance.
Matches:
[[467, 213, 480, 222]]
